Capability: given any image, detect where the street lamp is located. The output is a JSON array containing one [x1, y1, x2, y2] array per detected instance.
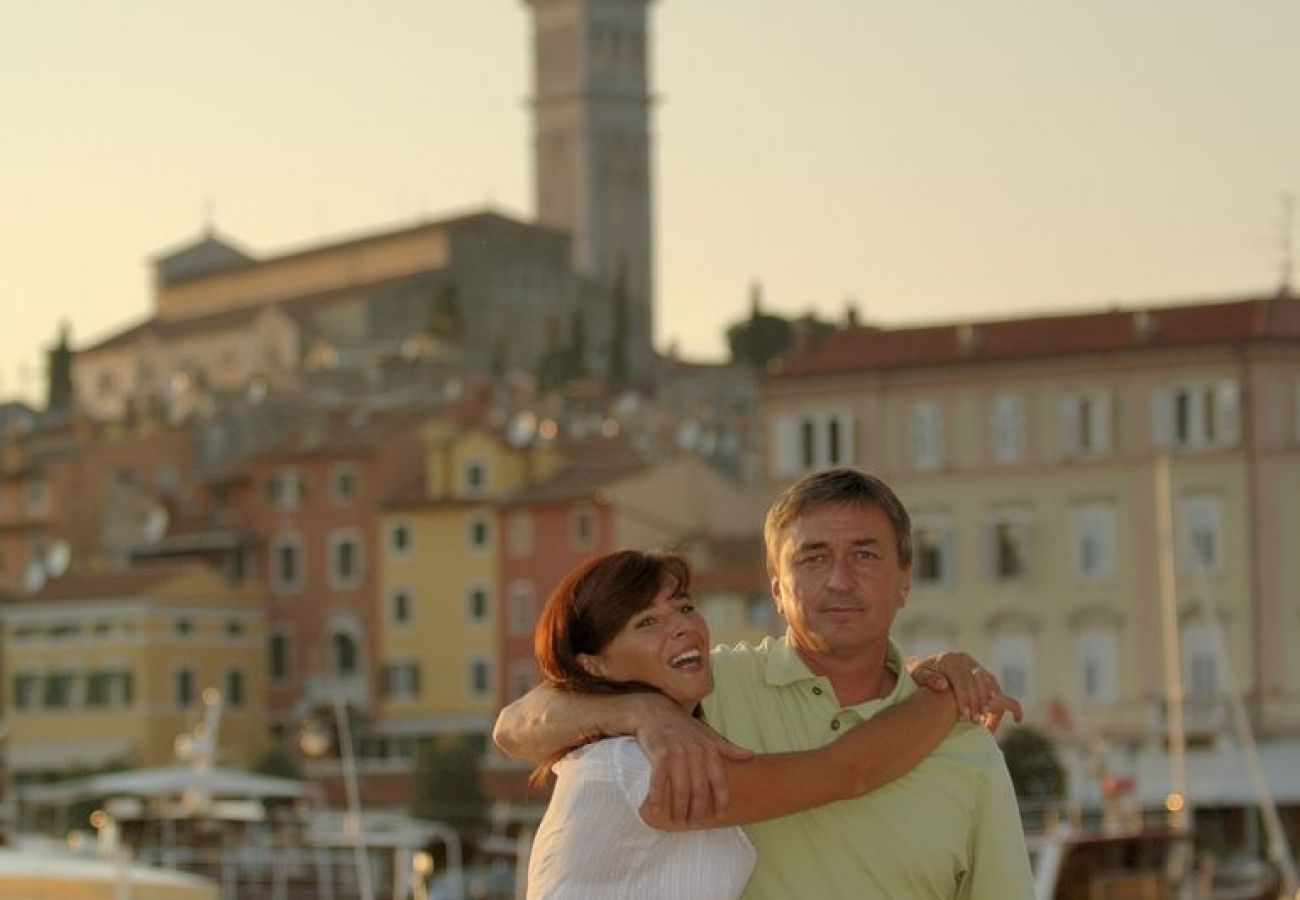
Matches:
[[300, 694, 374, 900]]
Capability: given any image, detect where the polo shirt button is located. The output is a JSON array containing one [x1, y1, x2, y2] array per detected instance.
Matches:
[[812, 686, 823, 696], [831, 719, 841, 731]]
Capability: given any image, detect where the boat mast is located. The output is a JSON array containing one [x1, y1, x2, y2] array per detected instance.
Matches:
[[1154, 454, 1189, 828]]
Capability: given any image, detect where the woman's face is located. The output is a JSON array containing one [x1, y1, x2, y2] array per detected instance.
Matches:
[[583, 582, 712, 710]]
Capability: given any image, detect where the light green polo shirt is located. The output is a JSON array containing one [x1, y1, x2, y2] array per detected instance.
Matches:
[[701, 635, 1034, 900]]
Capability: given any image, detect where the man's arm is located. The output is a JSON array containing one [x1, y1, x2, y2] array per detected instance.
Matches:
[[492, 682, 752, 819], [956, 748, 1037, 900]]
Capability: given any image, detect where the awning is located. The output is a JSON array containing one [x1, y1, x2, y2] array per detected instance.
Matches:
[[20, 765, 311, 806], [1129, 739, 1300, 807]]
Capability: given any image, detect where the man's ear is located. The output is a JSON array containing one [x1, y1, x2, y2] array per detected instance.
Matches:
[[769, 570, 786, 618], [577, 653, 606, 678], [896, 571, 911, 608]]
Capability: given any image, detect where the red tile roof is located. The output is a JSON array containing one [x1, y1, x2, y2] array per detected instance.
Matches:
[[772, 294, 1300, 378]]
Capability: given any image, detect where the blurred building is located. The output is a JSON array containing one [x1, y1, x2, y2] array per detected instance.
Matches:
[[1, 565, 268, 785], [72, 211, 622, 423], [761, 291, 1300, 816]]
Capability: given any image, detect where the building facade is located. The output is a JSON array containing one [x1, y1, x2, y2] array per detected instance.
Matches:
[[761, 293, 1300, 811]]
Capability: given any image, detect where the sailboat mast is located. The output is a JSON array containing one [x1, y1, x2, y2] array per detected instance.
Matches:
[[1154, 454, 1189, 827]]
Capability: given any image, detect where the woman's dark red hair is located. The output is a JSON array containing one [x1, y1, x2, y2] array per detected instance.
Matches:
[[530, 549, 692, 783]]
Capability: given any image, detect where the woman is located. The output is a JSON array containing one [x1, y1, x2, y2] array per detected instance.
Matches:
[[525, 549, 1006, 900]]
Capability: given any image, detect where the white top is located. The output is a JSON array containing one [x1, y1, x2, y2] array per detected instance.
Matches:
[[527, 737, 755, 900]]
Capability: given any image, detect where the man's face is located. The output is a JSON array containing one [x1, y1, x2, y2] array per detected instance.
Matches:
[[771, 501, 910, 660]]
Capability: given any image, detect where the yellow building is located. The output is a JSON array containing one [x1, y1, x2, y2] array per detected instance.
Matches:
[[371, 418, 564, 766], [2, 564, 268, 784], [763, 295, 1300, 810]]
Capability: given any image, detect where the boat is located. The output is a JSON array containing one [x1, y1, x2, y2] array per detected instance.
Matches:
[[1028, 819, 1195, 900], [0, 837, 218, 900]]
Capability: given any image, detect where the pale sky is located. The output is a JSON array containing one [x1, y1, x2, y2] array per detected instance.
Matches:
[[3, 1, 1297, 406]]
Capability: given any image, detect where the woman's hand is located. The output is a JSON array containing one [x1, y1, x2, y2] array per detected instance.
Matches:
[[909, 651, 1023, 730]]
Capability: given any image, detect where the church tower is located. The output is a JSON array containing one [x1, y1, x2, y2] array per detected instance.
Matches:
[[524, 0, 657, 381]]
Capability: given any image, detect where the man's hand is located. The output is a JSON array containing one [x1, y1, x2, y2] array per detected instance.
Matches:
[[909, 650, 1024, 731], [635, 699, 752, 825]]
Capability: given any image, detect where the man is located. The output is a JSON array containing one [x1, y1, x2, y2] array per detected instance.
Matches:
[[496, 468, 1034, 899]]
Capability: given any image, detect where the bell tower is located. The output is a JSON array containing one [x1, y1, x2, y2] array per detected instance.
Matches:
[[524, 0, 657, 380]]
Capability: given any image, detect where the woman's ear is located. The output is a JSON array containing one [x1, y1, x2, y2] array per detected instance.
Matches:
[[577, 653, 606, 678]]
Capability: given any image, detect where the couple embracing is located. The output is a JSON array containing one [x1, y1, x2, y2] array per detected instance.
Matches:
[[495, 468, 1036, 900]]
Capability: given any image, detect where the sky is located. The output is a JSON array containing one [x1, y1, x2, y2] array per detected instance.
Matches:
[[2, 1, 1297, 405]]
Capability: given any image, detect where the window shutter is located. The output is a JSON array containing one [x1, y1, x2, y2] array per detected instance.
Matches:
[[1150, 388, 1175, 449], [1215, 380, 1240, 448], [1059, 394, 1081, 459], [839, 412, 858, 466], [773, 415, 800, 476], [1092, 391, 1113, 456]]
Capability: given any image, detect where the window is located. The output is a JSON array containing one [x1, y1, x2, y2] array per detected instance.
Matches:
[[272, 533, 304, 593], [225, 668, 245, 708], [508, 661, 538, 701], [225, 619, 245, 639], [1060, 390, 1113, 459], [24, 477, 48, 516], [1151, 381, 1240, 451], [992, 634, 1036, 708], [466, 583, 490, 625], [1182, 624, 1218, 701], [990, 394, 1026, 465], [988, 509, 1032, 581], [569, 506, 597, 551], [746, 594, 777, 627], [467, 514, 492, 553], [912, 516, 954, 588], [330, 464, 359, 505], [1294, 380, 1300, 444], [1072, 502, 1116, 582], [43, 671, 76, 709], [508, 580, 537, 637], [173, 617, 194, 637], [329, 529, 363, 590], [1182, 494, 1223, 574], [384, 662, 420, 700], [85, 671, 132, 708], [468, 657, 492, 698], [174, 667, 195, 708], [389, 521, 412, 558], [772, 411, 857, 475], [507, 512, 535, 559], [13, 673, 38, 710], [908, 401, 945, 471], [266, 468, 305, 510], [463, 459, 487, 495], [390, 587, 413, 627], [1077, 629, 1118, 704], [269, 631, 291, 682], [332, 631, 359, 678]]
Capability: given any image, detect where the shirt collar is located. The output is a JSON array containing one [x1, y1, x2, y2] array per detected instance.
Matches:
[[765, 631, 912, 699]]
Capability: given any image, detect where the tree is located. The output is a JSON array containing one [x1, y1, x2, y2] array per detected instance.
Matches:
[[607, 259, 629, 385], [1000, 726, 1066, 804], [251, 744, 301, 780], [410, 734, 488, 834]]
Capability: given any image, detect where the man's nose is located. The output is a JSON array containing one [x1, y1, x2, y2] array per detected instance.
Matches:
[[825, 555, 854, 591]]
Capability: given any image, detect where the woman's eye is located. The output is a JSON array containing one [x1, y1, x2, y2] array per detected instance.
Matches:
[[678, 602, 695, 615], [635, 616, 655, 629]]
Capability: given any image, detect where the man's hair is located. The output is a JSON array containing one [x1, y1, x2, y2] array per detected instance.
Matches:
[[763, 468, 913, 573]]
